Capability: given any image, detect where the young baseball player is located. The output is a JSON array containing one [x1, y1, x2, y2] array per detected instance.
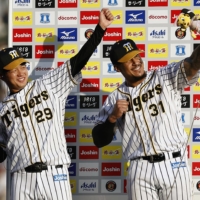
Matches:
[[92, 39, 200, 200], [0, 8, 113, 200]]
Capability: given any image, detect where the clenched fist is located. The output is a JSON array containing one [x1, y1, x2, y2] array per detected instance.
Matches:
[[99, 8, 114, 30]]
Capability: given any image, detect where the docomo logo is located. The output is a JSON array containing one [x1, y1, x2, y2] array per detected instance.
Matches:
[[149, 15, 167, 19], [80, 167, 98, 172], [192, 162, 200, 175], [58, 16, 77, 20]]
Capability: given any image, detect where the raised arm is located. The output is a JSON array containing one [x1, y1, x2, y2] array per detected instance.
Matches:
[[70, 8, 114, 77], [184, 45, 200, 81]]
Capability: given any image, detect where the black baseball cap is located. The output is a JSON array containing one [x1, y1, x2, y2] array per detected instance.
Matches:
[[0, 47, 29, 70], [109, 39, 144, 65]]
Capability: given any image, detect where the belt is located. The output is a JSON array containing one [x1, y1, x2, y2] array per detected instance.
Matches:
[[25, 162, 63, 173], [130, 151, 181, 163]]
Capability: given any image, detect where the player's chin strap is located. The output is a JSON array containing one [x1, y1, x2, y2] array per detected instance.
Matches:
[[166, 98, 200, 200]]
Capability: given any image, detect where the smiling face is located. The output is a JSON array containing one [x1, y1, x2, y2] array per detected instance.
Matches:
[[1, 63, 28, 93], [114, 54, 146, 87]]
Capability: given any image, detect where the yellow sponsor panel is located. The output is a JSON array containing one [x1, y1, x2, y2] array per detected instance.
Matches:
[[64, 112, 77, 126], [102, 145, 122, 160], [170, 0, 191, 7], [70, 179, 76, 194], [124, 162, 129, 177], [58, 44, 78, 59], [79, 128, 93, 143], [125, 27, 145, 41], [111, 10, 123, 24], [80, 0, 100, 8], [81, 61, 100, 76], [194, 10, 200, 16], [192, 145, 200, 159], [35, 28, 55, 42], [13, 12, 32, 26], [148, 44, 168, 58], [192, 78, 200, 92], [102, 78, 123, 92], [184, 128, 191, 136]]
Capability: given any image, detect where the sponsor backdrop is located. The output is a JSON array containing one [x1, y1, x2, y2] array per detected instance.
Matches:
[[8, 0, 200, 200]]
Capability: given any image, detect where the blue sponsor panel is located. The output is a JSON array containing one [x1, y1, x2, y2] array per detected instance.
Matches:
[[193, 128, 200, 142], [65, 95, 77, 109], [58, 28, 77, 41], [68, 163, 76, 176], [125, 10, 145, 24], [194, 0, 200, 6]]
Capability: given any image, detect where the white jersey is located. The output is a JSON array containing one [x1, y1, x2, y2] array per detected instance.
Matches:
[[95, 60, 199, 160], [0, 60, 82, 172]]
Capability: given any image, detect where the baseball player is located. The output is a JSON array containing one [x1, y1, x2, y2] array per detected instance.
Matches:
[[92, 39, 200, 200], [0, 9, 113, 200]]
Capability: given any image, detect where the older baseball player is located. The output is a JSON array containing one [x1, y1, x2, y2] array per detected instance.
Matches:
[[92, 39, 200, 200], [0, 8, 113, 200]]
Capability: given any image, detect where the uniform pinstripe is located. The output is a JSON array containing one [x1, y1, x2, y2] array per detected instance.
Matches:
[[0, 60, 81, 200], [94, 60, 199, 200]]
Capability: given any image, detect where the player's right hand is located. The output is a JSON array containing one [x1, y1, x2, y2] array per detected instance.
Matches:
[[108, 99, 129, 123], [99, 8, 114, 30]]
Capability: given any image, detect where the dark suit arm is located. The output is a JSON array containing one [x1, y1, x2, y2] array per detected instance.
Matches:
[[0, 146, 7, 163], [92, 118, 116, 148]]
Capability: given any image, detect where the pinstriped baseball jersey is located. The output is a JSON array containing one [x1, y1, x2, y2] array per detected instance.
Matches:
[[0, 60, 82, 172], [94, 60, 199, 160]]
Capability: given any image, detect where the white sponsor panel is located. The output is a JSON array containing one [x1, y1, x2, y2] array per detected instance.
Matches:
[[193, 111, 200, 126], [13, 0, 32, 8], [80, 27, 95, 42], [181, 111, 190, 126], [79, 180, 98, 193], [102, 61, 118, 75], [101, 179, 121, 193], [103, 0, 123, 7], [35, 11, 55, 25], [80, 45, 100, 58], [148, 27, 168, 41], [170, 27, 191, 40], [79, 112, 98, 126], [57, 11, 78, 25], [34, 61, 55, 76], [71, 85, 78, 93], [193, 178, 200, 194], [170, 43, 191, 58], [79, 163, 99, 176], [148, 10, 168, 24]]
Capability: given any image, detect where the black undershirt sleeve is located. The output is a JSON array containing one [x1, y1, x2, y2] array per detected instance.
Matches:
[[70, 24, 105, 77], [0, 146, 7, 163], [92, 118, 116, 148]]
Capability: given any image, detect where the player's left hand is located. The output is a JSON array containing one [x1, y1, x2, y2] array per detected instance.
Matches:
[[99, 8, 114, 30]]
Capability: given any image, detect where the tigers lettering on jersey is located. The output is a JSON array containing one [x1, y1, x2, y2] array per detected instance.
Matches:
[[1, 91, 52, 127]]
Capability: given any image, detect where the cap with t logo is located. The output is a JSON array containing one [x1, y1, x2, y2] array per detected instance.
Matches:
[[0, 47, 29, 71], [109, 39, 144, 65]]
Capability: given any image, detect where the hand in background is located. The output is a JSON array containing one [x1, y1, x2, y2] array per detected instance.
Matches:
[[99, 8, 114, 30]]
